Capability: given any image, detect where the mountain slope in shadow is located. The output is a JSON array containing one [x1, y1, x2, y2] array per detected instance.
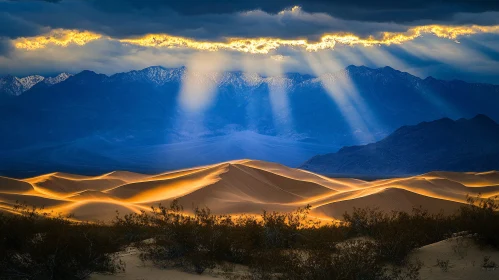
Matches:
[[301, 114, 499, 176]]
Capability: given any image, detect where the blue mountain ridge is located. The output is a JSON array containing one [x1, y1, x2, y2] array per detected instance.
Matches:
[[1, 65, 498, 177], [301, 114, 499, 176]]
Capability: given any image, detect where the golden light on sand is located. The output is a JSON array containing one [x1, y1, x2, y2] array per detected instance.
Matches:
[[12, 25, 499, 53], [1, 160, 498, 222]]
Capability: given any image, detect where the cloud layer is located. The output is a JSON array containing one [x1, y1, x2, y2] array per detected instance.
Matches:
[[1, 0, 499, 84], [73, 0, 499, 22], [12, 23, 499, 54], [4, 0, 499, 40]]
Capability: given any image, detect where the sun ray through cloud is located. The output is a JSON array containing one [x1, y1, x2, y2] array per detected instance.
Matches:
[[170, 51, 230, 146], [304, 51, 375, 144], [264, 57, 295, 136], [318, 51, 385, 137], [178, 52, 228, 112]]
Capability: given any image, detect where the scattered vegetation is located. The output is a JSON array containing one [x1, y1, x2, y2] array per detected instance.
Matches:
[[435, 259, 451, 272], [343, 206, 458, 264], [0, 204, 127, 280], [482, 256, 497, 270], [450, 232, 471, 259], [0, 195, 497, 280], [459, 195, 499, 248]]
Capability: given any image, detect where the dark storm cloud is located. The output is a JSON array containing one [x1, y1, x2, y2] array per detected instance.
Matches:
[[2, 0, 499, 41], [0, 11, 44, 38], [83, 0, 499, 22], [0, 0, 409, 40], [0, 37, 13, 56]]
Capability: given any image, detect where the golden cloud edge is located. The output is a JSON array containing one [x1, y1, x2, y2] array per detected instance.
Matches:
[[13, 25, 499, 54]]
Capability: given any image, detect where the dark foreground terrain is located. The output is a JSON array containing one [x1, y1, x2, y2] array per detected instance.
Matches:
[[1, 195, 498, 280]]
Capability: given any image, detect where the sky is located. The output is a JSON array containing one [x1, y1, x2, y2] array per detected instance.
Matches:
[[2, 0, 499, 83]]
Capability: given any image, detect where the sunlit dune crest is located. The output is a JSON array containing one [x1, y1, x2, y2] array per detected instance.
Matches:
[[13, 25, 499, 53], [0, 160, 497, 221]]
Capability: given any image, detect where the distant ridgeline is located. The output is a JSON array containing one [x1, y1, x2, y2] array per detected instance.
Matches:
[[1, 65, 499, 176], [301, 115, 499, 176]]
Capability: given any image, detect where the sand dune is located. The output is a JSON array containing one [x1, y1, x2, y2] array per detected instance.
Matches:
[[0, 176, 34, 193], [26, 174, 127, 197], [0, 160, 498, 221], [424, 171, 499, 185], [409, 236, 499, 280], [312, 188, 465, 219]]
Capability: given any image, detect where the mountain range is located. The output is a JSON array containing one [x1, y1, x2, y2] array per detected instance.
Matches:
[[301, 114, 499, 176], [0, 73, 72, 96], [1, 65, 499, 177]]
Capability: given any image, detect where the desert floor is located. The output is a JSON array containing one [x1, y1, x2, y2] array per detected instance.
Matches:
[[90, 236, 499, 280]]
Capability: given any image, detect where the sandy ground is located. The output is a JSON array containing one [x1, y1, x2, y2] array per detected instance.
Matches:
[[89, 236, 499, 280], [409, 236, 499, 280], [1, 159, 498, 221], [91, 248, 221, 280]]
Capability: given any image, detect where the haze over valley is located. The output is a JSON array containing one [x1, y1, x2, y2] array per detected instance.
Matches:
[[2, 66, 499, 177]]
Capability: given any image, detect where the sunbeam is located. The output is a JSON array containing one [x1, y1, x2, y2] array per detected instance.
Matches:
[[357, 46, 422, 77], [241, 54, 267, 133], [170, 51, 229, 148], [353, 42, 463, 119], [400, 37, 487, 68], [316, 51, 381, 130], [305, 51, 375, 143], [179, 52, 228, 112], [264, 57, 295, 136], [314, 50, 384, 138]]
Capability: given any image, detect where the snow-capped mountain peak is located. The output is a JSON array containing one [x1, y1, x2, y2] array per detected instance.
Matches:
[[44, 73, 72, 85], [18, 75, 44, 91], [108, 66, 185, 85], [0, 75, 23, 96], [0, 73, 73, 96]]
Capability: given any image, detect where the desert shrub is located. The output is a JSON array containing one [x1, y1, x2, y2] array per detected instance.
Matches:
[[482, 256, 498, 270], [125, 202, 231, 273], [449, 233, 472, 259], [114, 201, 343, 274], [291, 239, 387, 280], [344, 207, 458, 264], [125, 201, 424, 279], [112, 210, 156, 243], [458, 195, 499, 248], [387, 259, 423, 280], [435, 259, 451, 272], [0, 204, 126, 280], [6, 194, 498, 279], [126, 202, 324, 274], [246, 249, 292, 280], [296, 223, 349, 250], [246, 239, 423, 280]]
